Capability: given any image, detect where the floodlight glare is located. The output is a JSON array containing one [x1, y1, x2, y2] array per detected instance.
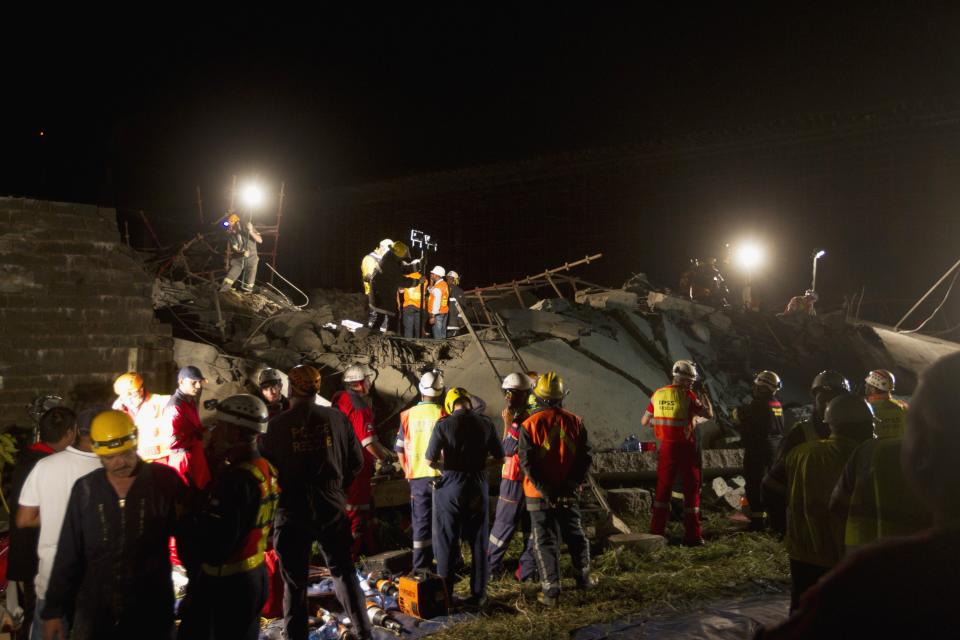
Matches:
[[814, 249, 826, 260], [241, 183, 264, 209], [734, 243, 764, 271]]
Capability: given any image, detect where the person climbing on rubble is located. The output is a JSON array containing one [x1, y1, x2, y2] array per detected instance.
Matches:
[[395, 370, 444, 570], [763, 370, 850, 535], [487, 373, 538, 583], [163, 366, 212, 490], [782, 289, 818, 317], [177, 395, 278, 640], [257, 368, 289, 417], [445, 270, 465, 337], [732, 370, 785, 532], [40, 410, 186, 640], [642, 360, 714, 546], [333, 365, 395, 561], [369, 241, 414, 334], [111, 372, 171, 463], [427, 265, 450, 339], [426, 387, 503, 608], [220, 212, 263, 294], [260, 365, 371, 640], [400, 272, 427, 338], [757, 352, 960, 638], [762, 395, 875, 612], [829, 375, 928, 557], [863, 369, 908, 438], [361, 239, 393, 296], [519, 372, 594, 607]]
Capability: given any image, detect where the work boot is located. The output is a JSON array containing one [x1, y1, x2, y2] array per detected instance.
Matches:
[[576, 574, 598, 590], [537, 591, 560, 607], [681, 538, 706, 547]]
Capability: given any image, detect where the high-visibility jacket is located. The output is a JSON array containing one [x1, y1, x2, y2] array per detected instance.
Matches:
[[647, 385, 704, 443], [113, 393, 172, 463], [501, 412, 529, 482], [867, 395, 908, 439], [428, 280, 449, 315], [202, 457, 280, 577], [402, 275, 425, 308], [519, 407, 589, 499], [781, 435, 861, 567], [361, 251, 383, 295], [834, 437, 931, 556], [395, 402, 442, 480]]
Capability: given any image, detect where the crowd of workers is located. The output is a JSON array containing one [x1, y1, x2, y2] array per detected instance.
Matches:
[[5, 340, 956, 638]]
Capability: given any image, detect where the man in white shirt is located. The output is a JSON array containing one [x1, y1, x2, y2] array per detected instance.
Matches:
[[16, 406, 104, 640]]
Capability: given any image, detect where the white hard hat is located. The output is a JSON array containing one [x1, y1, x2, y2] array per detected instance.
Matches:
[[343, 365, 369, 384], [258, 368, 283, 387], [865, 369, 895, 393], [216, 394, 269, 434], [447, 270, 460, 280], [379, 239, 394, 251], [672, 360, 698, 381], [431, 265, 446, 277], [418, 370, 444, 397], [754, 370, 782, 393], [805, 289, 819, 301], [501, 372, 534, 391]]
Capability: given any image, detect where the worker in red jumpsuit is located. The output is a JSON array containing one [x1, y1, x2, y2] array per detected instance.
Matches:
[[163, 366, 211, 491], [642, 360, 714, 545], [333, 364, 394, 561]]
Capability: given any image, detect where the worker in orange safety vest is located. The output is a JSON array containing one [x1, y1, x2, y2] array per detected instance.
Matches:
[[400, 272, 427, 338], [427, 266, 449, 340], [642, 360, 714, 545], [112, 372, 171, 463]]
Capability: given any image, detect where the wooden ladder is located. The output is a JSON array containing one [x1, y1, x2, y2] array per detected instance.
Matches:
[[454, 299, 529, 385]]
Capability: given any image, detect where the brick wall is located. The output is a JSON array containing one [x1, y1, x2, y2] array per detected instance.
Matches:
[[0, 198, 174, 427]]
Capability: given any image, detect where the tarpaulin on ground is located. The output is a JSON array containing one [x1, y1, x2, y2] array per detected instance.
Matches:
[[570, 591, 790, 640]]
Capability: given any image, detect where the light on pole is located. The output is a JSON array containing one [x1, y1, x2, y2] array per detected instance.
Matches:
[[811, 249, 826, 292], [734, 242, 764, 309]]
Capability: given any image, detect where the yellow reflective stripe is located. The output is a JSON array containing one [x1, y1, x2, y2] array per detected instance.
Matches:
[[202, 552, 265, 576]]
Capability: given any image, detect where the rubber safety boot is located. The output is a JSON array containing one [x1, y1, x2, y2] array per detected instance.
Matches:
[[538, 590, 560, 607]]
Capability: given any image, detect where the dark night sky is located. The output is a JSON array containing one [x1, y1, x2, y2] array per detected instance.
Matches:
[[5, 7, 960, 326]]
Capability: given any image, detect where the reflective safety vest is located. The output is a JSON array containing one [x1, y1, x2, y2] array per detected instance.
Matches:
[[402, 275, 425, 308], [868, 395, 908, 439], [114, 393, 172, 462], [398, 402, 442, 479], [428, 280, 449, 315], [521, 408, 584, 499], [361, 251, 383, 295], [501, 422, 524, 482], [202, 457, 280, 577], [649, 385, 696, 442]]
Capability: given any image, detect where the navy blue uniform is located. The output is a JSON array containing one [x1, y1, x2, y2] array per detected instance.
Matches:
[[487, 418, 537, 581], [425, 409, 504, 599], [261, 402, 371, 640]]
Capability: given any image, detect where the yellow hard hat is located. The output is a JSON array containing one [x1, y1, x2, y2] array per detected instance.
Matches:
[[288, 364, 322, 397], [444, 387, 471, 415], [533, 371, 565, 400], [90, 410, 138, 456], [228, 213, 240, 227], [113, 372, 144, 396], [392, 241, 410, 258]]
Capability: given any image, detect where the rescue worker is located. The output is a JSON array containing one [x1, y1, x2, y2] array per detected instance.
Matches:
[[757, 352, 960, 638], [642, 360, 714, 545], [864, 369, 908, 438], [177, 395, 278, 640], [361, 239, 393, 297], [333, 365, 394, 561], [260, 365, 371, 640], [163, 366, 212, 490], [257, 368, 289, 417], [445, 270, 465, 338], [40, 411, 186, 640], [425, 387, 504, 606], [518, 372, 593, 607], [427, 265, 449, 339], [487, 373, 537, 582], [762, 394, 875, 611], [112, 371, 171, 463], [395, 370, 444, 569], [829, 390, 928, 557], [369, 241, 413, 333], [732, 370, 785, 531], [400, 272, 427, 338], [764, 370, 850, 534], [782, 289, 818, 316], [220, 212, 263, 294]]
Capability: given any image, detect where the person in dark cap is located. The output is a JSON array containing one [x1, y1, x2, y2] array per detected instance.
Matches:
[[163, 366, 211, 490]]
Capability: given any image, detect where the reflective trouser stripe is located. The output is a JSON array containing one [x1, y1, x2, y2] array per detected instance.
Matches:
[[489, 534, 507, 549], [413, 539, 432, 549], [202, 552, 264, 577]]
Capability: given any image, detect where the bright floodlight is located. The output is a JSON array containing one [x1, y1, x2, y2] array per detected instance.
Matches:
[[814, 249, 826, 259], [735, 243, 764, 271], [241, 183, 264, 209]]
